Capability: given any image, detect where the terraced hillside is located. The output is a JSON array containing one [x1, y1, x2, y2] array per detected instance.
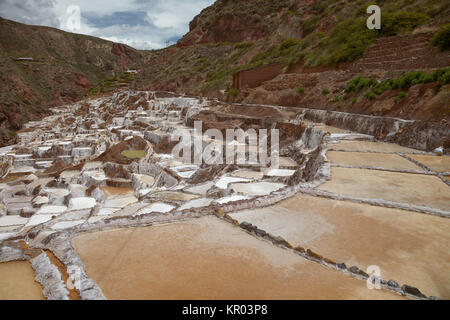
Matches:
[[134, 0, 450, 122]]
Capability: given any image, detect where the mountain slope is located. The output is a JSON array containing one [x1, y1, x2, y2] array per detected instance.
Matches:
[[0, 17, 142, 146], [134, 0, 450, 121]]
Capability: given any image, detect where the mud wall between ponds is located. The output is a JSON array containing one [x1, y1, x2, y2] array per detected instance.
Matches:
[[297, 108, 413, 138], [296, 107, 448, 153], [386, 121, 450, 154]]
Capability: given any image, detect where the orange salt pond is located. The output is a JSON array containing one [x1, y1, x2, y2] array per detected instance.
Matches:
[[0, 261, 44, 300], [318, 167, 450, 211], [72, 216, 404, 300], [230, 194, 450, 299]]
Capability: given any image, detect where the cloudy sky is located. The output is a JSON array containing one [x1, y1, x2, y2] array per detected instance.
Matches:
[[0, 0, 215, 49]]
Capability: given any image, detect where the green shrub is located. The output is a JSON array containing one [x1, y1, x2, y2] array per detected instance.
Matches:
[[345, 76, 377, 92], [351, 97, 357, 104], [326, 18, 376, 65], [308, 11, 430, 67], [419, 73, 435, 84], [322, 88, 330, 95], [432, 68, 448, 81], [297, 87, 305, 94], [226, 88, 240, 99], [235, 42, 254, 49], [440, 71, 450, 84], [433, 68, 450, 84], [392, 71, 431, 89], [311, 1, 328, 14], [279, 38, 302, 51], [398, 91, 407, 99], [276, 39, 305, 68], [249, 45, 277, 66], [345, 68, 450, 97], [372, 80, 392, 95], [379, 12, 429, 37], [302, 16, 321, 36], [332, 96, 340, 103], [365, 91, 376, 100]]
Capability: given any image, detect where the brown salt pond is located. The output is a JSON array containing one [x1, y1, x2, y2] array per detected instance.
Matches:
[[314, 125, 350, 134], [327, 151, 424, 171], [229, 194, 450, 299], [409, 154, 450, 173], [318, 167, 450, 211], [330, 140, 423, 154], [148, 191, 199, 202], [72, 216, 404, 300], [101, 186, 135, 199], [278, 157, 298, 168], [0, 261, 44, 300]]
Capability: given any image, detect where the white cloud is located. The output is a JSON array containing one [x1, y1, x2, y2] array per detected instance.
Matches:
[[0, 0, 60, 27], [146, 0, 212, 30], [0, 0, 215, 50]]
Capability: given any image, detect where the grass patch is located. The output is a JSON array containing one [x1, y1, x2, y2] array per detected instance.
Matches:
[[345, 68, 450, 96], [235, 42, 254, 49], [121, 150, 146, 159], [365, 91, 376, 100], [87, 72, 136, 96], [380, 12, 429, 37], [432, 24, 450, 51], [225, 88, 240, 101], [332, 96, 340, 103], [308, 11, 430, 66], [318, 18, 376, 66], [398, 91, 407, 99]]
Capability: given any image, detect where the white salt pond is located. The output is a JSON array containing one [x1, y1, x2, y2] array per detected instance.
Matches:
[[135, 202, 175, 215], [36, 205, 67, 215], [264, 169, 296, 177], [68, 197, 96, 210], [104, 196, 138, 208], [177, 198, 213, 211], [24, 214, 53, 228], [98, 208, 120, 216], [230, 182, 286, 196], [51, 220, 85, 230], [215, 176, 250, 189], [230, 170, 264, 180], [170, 165, 199, 179], [0, 215, 29, 227], [185, 181, 215, 195], [216, 195, 251, 204]]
